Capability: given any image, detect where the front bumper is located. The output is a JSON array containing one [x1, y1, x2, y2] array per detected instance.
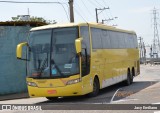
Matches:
[[28, 82, 83, 97]]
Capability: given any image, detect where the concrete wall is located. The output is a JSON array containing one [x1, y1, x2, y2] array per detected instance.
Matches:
[[0, 26, 30, 95]]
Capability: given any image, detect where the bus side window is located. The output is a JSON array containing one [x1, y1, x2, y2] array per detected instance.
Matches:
[[82, 47, 89, 76], [80, 26, 91, 77]]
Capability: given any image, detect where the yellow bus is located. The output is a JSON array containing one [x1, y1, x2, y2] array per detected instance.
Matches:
[[16, 22, 140, 100]]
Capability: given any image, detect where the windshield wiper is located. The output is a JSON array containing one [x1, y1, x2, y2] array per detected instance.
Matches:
[[39, 58, 48, 75], [51, 59, 64, 76], [39, 58, 64, 77]]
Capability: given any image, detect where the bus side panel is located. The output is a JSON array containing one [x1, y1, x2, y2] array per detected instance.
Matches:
[[90, 49, 104, 89], [82, 74, 93, 95], [102, 49, 128, 88]]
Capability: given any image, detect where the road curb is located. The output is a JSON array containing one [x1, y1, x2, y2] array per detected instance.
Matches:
[[0, 93, 29, 101]]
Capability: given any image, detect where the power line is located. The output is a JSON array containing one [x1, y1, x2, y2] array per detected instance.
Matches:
[[99, 0, 118, 25], [94, 0, 104, 7], [0, 0, 70, 21], [108, 8, 117, 25], [79, 0, 117, 24], [74, 1, 88, 21], [95, 7, 109, 23], [92, 0, 117, 25], [80, 0, 95, 18], [60, 3, 70, 21], [102, 11, 109, 23], [102, 0, 108, 7], [74, 6, 87, 22], [87, 0, 99, 8], [0, 1, 67, 4]]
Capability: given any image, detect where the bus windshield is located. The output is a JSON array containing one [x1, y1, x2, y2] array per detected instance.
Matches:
[[28, 27, 79, 78]]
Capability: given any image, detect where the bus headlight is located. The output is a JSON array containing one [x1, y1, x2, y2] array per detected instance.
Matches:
[[66, 78, 81, 85], [27, 82, 37, 87]]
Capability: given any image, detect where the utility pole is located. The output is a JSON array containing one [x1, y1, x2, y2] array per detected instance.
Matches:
[[150, 44, 153, 58], [112, 24, 118, 27], [27, 8, 30, 15], [102, 17, 118, 24], [140, 37, 142, 60], [143, 42, 146, 64], [95, 7, 109, 23], [95, 8, 98, 23], [152, 7, 160, 58], [138, 37, 143, 63], [102, 18, 113, 24], [69, 0, 74, 22]]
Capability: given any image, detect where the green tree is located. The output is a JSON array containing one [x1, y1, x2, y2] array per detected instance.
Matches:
[[30, 16, 46, 22], [11, 15, 56, 24]]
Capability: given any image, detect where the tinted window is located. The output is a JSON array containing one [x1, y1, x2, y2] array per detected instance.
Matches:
[[118, 32, 125, 48], [109, 31, 119, 48], [133, 34, 138, 48], [91, 27, 137, 49], [91, 28, 102, 49], [80, 26, 91, 76], [101, 30, 111, 48], [80, 27, 91, 55], [28, 29, 52, 78], [51, 27, 80, 77], [124, 33, 130, 48]]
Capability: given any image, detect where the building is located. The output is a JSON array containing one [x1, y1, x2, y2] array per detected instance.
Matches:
[[0, 21, 47, 95]]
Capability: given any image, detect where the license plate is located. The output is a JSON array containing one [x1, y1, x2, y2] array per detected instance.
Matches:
[[47, 90, 57, 94]]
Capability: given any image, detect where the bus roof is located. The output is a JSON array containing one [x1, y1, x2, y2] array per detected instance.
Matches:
[[30, 22, 136, 34]]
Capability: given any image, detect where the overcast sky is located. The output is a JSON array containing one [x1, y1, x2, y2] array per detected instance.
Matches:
[[0, 0, 160, 45]]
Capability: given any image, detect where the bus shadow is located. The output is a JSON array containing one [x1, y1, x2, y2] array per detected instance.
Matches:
[[108, 81, 158, 102], [35, 81, 158, 104]]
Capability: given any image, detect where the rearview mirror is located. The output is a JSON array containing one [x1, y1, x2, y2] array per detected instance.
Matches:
[[16, 42, 28, 60], [75, 38, 82, 54]]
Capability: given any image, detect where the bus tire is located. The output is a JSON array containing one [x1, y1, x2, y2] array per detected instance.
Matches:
[[131, 68, 135, 83], [46, 97, 58, 101], [88, 77, 100, 97], [125, 69, 133, 86]]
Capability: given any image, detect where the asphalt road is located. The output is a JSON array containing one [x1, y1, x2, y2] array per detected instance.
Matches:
[[0, 64, 160, 113]]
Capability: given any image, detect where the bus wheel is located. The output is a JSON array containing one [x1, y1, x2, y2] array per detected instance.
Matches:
[[125, 69, 133, 86], [131, 68, 135, 83], [88, 77, 100, 97], [46, 97, 58, 101]]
